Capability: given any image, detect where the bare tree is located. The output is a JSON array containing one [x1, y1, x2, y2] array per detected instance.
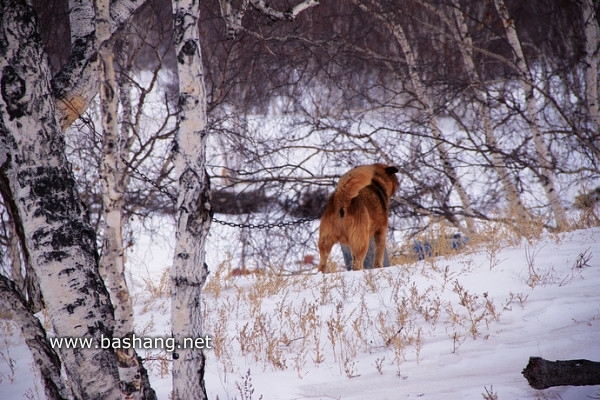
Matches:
[[493, 0, 568, 230], [425, 0, 533, 226]]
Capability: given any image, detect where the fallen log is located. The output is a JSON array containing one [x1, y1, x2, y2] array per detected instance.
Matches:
[[522, 357, 600, 390]]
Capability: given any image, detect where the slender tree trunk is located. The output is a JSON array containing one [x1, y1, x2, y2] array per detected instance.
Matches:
[[98, 0, 134, 340], [170, 0, 211, 398], [582, 0, 600, 161], [97, 0, 142, 398], [493, 0, 568, 230], [0, 1, 122, 398], [448, 1, 531, 224], [583, 0, 600, 133], [360, 2, 476, 233]]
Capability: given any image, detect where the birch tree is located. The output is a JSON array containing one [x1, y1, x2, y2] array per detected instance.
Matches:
[[428, 0, 532, 225], [169, 0, 211, 397], [0, 0, 160, 398], [493, 0, 569, 230], [96, 0, 144, 396], [169, 0, 318, 396], [0, 1, 124, 397], [582, 0, 600, 161], [353, 0, 477, 234]]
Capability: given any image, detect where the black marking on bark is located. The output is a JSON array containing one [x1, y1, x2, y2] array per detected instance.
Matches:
[[181, 40, 197, 56], [173, 276, 204, 288], [58, 267, 76, 277], [51, 32, 96, 97], [1, 66, 27, 120], [65, 297, 85, 314], [176, 37, 197, 65], [171, 139, 179, 155]]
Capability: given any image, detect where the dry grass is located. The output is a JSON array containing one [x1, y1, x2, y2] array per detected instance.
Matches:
[[200, 253, 514, 378], [197, 216, 599, 381]]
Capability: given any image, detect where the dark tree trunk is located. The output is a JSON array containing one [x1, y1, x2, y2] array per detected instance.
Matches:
[[522, 357, 600, 390]]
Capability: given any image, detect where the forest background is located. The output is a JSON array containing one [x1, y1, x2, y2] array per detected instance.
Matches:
[[1, 0, 599, 399]]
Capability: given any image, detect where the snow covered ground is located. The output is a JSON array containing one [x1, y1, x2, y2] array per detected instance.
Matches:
[[1, 226, 599, 400]]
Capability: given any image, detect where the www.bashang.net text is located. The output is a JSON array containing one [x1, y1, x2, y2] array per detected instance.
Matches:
[[48, 333, 212, 353]]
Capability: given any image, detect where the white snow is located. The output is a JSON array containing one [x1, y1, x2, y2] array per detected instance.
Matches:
[[1, 226, 599, 400]]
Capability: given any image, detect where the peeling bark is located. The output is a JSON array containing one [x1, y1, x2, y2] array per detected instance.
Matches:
[[52, 0, 147, 131]]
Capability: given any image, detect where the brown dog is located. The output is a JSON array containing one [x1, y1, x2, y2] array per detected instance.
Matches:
[[317, 164, 399, 273]]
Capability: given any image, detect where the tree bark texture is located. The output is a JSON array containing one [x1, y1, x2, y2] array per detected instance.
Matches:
[[170, 0, 211, 398], [97, 0, 134, 340], [0, 0, 122, 398], [0, 155, 44, 313], [52, 0, 147, 130], [522, 357, 600, 390]]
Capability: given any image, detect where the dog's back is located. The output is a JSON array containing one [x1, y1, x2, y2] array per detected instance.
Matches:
[[318, 164, 398, 273]]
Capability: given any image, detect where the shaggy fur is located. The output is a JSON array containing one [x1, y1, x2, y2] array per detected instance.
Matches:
[[317, 164, 399, 273]]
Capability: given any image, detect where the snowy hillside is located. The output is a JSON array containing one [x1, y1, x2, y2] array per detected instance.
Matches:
[[1, 227, 599, 400]]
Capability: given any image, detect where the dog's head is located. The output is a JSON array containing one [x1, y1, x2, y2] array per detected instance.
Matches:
[[374, 164, 399, 196]]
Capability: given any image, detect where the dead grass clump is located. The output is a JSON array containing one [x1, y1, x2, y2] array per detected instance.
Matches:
[[139, 267, 171, 312]]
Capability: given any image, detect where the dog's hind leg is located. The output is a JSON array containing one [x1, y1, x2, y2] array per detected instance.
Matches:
[[373, 229, 387, 268], [350, 243, 368, 271], [318, 236, 335, 273]]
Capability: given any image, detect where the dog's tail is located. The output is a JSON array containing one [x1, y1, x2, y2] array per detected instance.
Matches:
[[333, 165, 379, 217]]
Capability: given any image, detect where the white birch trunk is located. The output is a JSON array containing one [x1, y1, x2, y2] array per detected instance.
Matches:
[[97, 0, 142, 397], [97, 0, 133, 340], [170, 0, 210, 398], [0, 1, 122, 398], [448, 2, 531, 223], [359, 2, 477, 233], [493, 0, 568, 230], [583, 0, 600, 158]]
